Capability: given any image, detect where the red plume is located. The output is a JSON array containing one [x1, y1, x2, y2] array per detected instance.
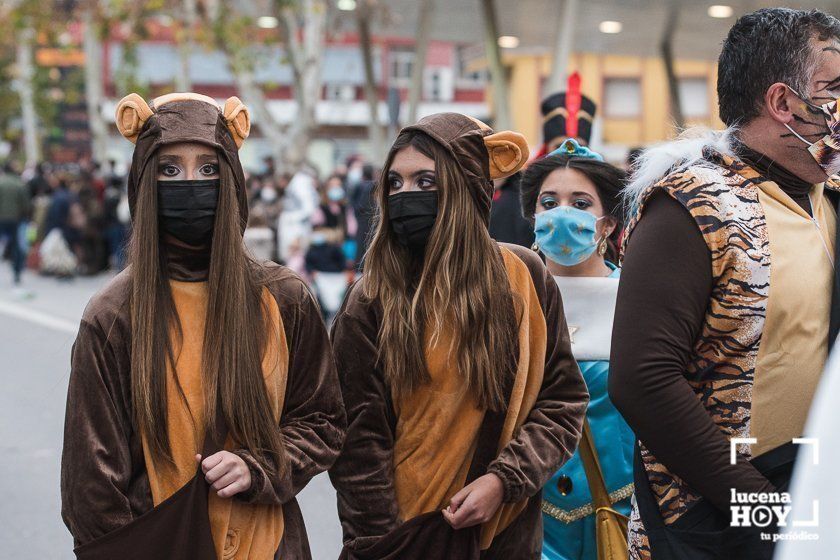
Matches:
[[565, 72, 582, 139]]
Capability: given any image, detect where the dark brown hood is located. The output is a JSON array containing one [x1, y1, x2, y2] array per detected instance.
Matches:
[[117, 93, 251, 233], [399, 113, 530, 221]]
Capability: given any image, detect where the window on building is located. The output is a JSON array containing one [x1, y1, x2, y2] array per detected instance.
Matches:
[[456, 44, 488, 87], [389, 46, 415, 86], [428, 71, 442, 101], [423, 67, 454, 102], [678, 77, 710, 118], [604, 78, 642, 118], [324, 83, 356, 102]]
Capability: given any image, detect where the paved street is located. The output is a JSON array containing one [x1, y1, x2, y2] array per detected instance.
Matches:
[[0, 270, 343, 559]]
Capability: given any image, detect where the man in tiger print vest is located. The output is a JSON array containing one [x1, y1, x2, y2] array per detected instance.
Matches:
[[609, 8, 840, 560]]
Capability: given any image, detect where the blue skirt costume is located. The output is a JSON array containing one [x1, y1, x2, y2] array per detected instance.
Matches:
[[542, 266, 634, 560]]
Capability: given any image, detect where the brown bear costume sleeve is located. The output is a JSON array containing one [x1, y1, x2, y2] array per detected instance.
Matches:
[[61, 272, 147, 545], [328, 283, 402, 547], [234, 272, 347, 505]]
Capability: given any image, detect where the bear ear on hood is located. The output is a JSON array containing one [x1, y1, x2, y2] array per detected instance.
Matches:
[[115, 93, 154, 144], [483, 130, 530, 179], [223, 97, 250, 149]]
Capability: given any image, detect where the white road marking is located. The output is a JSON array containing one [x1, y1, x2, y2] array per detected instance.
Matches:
[[0, 298, 78, 334]]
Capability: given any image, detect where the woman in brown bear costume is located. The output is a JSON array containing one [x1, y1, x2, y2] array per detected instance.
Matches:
[[60, 92, 345, 560], [329, 113, 589, 559]]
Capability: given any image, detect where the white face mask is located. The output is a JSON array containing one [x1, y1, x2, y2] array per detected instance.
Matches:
[[784, 86, 840, 177], [347, 167, 363, 185], [260, 187, 278, 203]]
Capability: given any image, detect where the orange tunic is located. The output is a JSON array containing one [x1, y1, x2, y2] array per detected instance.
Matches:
[[141, 280, 288, 559], [393, 247, 548, 549]]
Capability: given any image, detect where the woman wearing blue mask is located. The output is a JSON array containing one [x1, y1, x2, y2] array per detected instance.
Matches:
[[313, 174, 358, 265], [520, 139, 634, 560]]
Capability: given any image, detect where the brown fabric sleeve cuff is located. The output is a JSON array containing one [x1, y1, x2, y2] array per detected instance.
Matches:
[[486, 462, 521, 503], [232, 449, 291, 505], [232, 449, 266, 503]]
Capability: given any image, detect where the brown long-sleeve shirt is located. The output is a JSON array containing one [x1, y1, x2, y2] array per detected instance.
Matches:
[[609, 150, 817, 512]]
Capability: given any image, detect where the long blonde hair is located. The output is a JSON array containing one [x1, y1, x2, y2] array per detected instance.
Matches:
[[363, 131, 519, 410]]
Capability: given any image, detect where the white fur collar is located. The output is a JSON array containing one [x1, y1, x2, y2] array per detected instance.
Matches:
[[623, 126, 739, 209]]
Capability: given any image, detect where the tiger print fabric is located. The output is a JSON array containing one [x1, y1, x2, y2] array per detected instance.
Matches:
[[622, 148, 772, 560]]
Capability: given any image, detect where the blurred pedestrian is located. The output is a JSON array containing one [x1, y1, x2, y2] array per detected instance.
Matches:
[[76, 177, 108, 274], [304, 225, 350, 322], [243, 210, 276, 262], [278, 170, 318, 274], [318, 174, 358, 265], [102, 174, 128, 270], [488, 171, 534, 248], [344, 155, 365, 199], [26, 161, 50, 199], [314, 175, 350, 234], [0, 161, 30, 293], [349, 163, 376, 271], [538, 72, 597, 155], [44, 176, 76, 242]]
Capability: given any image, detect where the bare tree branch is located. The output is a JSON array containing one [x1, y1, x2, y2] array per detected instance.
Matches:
[[661, 3, 685, 131], [357, 0, 383, 162], [203, 0, 327, 175]]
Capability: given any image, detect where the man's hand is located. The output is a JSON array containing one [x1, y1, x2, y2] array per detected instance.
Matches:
[[441, 473, 504, 529], [196, 451, 252, 498]]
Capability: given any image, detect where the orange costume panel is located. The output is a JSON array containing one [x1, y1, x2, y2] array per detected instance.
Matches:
[[392, 247, 549, 548], [142, 281, 288, 559]]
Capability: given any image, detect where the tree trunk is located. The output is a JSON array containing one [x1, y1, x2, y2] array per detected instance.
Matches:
[[280, 0, 326, 174], [661, 4, 685, 131], [356, 0, 384, 164], [478, 0, 510, 130], [213, 0, 327, 176], [547, 0, 578, 94], [231, 65, 287, 164], [175, 0, 197, 91], [15, 26, 39, 168], [83, 6, 108, 163], [406, 0, 433, 125]]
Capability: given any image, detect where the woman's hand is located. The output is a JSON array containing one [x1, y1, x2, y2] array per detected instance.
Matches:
[[441, 473, 504, 529], [196, 451, 252, 498]]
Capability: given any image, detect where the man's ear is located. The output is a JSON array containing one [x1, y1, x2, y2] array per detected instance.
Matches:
[[223, 97, 250, 149], [115, 93, 154, 143], [765, 82, 797, 125], [484, 131, 530, 179]]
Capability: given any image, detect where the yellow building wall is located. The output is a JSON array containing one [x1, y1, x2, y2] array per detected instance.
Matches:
[[504, 51, 724, 151]]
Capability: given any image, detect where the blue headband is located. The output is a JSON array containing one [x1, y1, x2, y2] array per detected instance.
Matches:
[[547, 138, 604, 162]]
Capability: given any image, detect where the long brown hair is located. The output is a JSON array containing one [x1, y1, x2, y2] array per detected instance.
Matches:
[[363, 131, 519, 410], [128, 151, 285, 472]]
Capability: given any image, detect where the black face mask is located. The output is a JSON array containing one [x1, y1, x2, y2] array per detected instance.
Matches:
[[388, 191, 439, 253], [157, 179, 220, 246]]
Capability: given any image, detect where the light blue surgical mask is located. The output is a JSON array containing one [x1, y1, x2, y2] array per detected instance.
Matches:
[[534, 205, 604, 266], [327, 186, 345, 202]]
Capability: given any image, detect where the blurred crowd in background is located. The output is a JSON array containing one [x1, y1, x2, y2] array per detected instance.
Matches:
[[0, 146, 648, 321], [0, 153, 385, 322]]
